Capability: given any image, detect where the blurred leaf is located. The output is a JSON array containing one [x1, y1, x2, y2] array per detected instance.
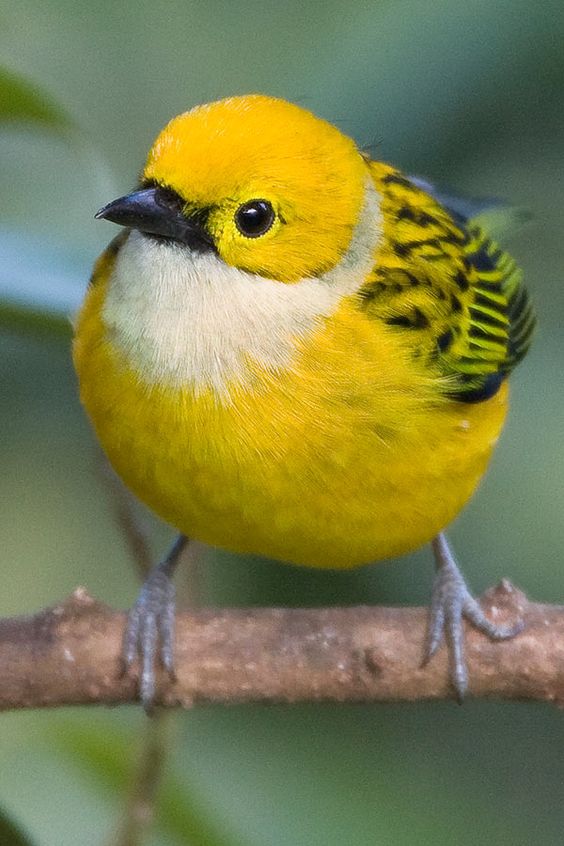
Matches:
[[0, 229, 87, 336], [0, 302, 72, 339], [0, 67, 72, 131], [51, 718, 238, 846], [0, 807, 37, 846], [0, 72, 84, 337]]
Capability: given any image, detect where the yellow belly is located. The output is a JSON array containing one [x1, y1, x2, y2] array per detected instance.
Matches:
[[74, 281, 508, 568]]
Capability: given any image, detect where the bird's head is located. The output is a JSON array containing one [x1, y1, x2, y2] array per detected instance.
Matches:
[[97, 94, 371, 283]]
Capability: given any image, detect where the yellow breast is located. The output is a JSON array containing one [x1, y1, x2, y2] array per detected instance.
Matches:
[[74, 270, 508, 569]]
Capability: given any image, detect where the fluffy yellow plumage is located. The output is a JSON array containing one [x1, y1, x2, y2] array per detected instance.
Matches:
[[73, 94, 534, 707]]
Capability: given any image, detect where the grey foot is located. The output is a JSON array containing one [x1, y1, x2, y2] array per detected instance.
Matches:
[[423, 533, 524, 702], [123, 534, 188, 712]]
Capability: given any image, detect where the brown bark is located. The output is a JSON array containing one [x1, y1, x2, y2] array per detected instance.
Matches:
[[1, 581, 563, 711]]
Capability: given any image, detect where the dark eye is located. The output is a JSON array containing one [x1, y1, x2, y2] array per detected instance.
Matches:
[[235, 199, 275, 238]]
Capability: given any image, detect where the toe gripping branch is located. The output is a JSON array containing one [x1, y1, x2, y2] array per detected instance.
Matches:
[[423, 533, 525, 702], [123, 534, 188, 712], [121, 530, 525, 711]]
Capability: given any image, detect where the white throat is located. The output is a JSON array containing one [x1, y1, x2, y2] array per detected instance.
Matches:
[[102, 179, 382, 395]]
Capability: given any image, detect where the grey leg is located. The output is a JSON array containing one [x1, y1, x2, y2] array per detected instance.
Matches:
[[423, 533, 524, 702], [123, 534, 188, 712]]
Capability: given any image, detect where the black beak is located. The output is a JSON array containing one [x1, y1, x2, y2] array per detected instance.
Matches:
[[95, 186, 216, 253]]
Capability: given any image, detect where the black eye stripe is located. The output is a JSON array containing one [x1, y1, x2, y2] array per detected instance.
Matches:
[[235, 199, 275, 238], [140, 182, 275, 240], [140, 179, 214, 227]]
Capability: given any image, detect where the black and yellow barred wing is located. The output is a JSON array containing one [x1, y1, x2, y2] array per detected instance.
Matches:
[[361, 165, 535, 402], [451, 227, 534, 388]]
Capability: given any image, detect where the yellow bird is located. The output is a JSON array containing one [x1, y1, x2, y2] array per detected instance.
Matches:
[[73, 94, 534, 709]]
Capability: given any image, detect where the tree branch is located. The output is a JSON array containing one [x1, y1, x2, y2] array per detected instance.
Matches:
[[98, 454, 178, 846], [1, 581, 563, 711], [105, 712, 174, 846]]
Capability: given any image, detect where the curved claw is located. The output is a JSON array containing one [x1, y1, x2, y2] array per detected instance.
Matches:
[[423, 534, 524, 702], [122, 535, 187, 713]]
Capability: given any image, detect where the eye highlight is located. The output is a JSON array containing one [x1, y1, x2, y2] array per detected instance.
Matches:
[[235, 199, 275, 238]]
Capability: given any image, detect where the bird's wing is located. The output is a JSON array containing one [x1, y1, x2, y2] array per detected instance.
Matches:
[[362, 167, 536, 402], [440, 214, 535, 400]]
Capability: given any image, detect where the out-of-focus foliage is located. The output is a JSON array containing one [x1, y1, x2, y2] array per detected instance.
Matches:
[[0, 66, 71, 131], [53, 716, 240, 846], [1, 2, 563, 845], [0, 229, 85, 335], [0, 67, 100, 333], [0, 808, 36, 846]]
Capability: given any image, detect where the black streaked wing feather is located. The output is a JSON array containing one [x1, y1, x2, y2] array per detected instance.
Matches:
[[362, 168, 535, 403]]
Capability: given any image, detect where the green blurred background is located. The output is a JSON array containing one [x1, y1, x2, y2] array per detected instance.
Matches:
[[1, 1, 563, 844]]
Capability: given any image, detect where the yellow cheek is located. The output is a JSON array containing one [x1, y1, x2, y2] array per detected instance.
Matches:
[[211, 208, 293, 280], [213, 211, 358, 283]]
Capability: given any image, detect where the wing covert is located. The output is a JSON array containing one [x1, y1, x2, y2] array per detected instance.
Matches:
[[361, 165, 535, 402]]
